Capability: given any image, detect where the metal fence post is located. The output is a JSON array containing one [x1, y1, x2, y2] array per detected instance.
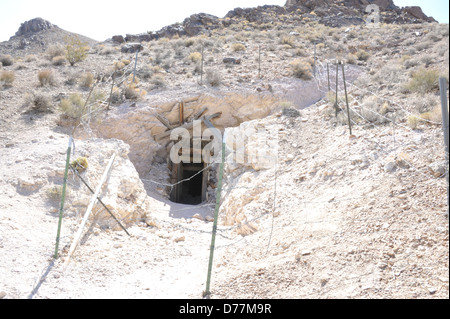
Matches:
[[439, 77, 449, 216]]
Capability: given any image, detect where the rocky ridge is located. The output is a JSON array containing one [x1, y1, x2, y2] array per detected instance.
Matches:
[[116, 0, 436, 43]]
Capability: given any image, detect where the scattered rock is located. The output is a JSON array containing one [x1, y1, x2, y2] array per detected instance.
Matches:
[[121, 43, 143, 53], [192, 213, 204, 221], [0, 291, 6, 299], [428, 161, 447, 178], [112, 35, 125, 44], [223, 57, 242, 65], [174, 236, 185, 243], [384, 161, 396, 173]]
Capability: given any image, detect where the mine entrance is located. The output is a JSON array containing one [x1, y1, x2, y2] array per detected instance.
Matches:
[[170, 159, 209, 205]]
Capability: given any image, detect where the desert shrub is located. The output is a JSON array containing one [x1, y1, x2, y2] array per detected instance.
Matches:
[[113, 61, 126, 71], [46, 44, 66, 60], [403, 56, 419, 69], [185, 39, 195, 47], [359, 96, 386, 123], [25, 55, 37, 62], [150, 74, 166, 89], [52, 55, 66, 66], [356, 50, 370, 61], [65, 35, 88, 66], [407, 114, 422, 129], [79, 72, 94, 88], [404, 67, 440, 93], [59, 91, 104, 123], [206, 69, 222, 87], [188, 52, 202, 63], [0, 71, 15, 87], [411, 93, 440, 113], [59, 93, 85, 119], [122, 76, 145, 99], [231, 43, 246, 52], [280, 35, 295, 48], [0, 55, 14, 66], [38, 69, 55, 86], [346, 53, 358, 65], [290, 59, 313, 80], [24, 92, 53, 113]]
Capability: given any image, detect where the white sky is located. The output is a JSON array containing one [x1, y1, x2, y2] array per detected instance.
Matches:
[[0, 0, 448, 42]]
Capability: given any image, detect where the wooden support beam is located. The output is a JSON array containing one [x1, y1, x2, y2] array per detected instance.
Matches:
[[155, 114, 173, 130], [155, 112, 222, 141], [179, 101, 184, 125]]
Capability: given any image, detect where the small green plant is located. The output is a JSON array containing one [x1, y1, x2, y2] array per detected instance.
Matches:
[[46, 185, 65, 202], [65, 35, 88, 66], [71, 157, 88, 173]]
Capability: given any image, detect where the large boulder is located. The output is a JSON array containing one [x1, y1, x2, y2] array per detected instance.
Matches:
[[121, 42, 143, 53], [183, 13, 221, 37]]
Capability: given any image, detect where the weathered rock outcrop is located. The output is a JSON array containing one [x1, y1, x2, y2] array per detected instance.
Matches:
[[116, 0, 436, 43], [14, 18, 56, 37]]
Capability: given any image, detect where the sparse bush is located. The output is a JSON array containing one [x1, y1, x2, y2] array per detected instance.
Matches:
[[59, 93, 84, 120], [346, 53, 358, 65], [38, 69, 55, 86], [407, 114, 422, 129], [46, 44, 66, 60], [124, 82, 147, 100], [113, 61, 126, 71], [356, 50, 370, 62], [24, 92, 53, 113], [188, 52, 202, 63], [25, 55, 37, 62], [0, 55, 14, 66], [231, 43, 246, 52], [59, 91, 105, 123], [150, 74, 166, 89], [185, 39, 195, 47], [404, 67, 440, 93], [51, 55, 66, 66], [290, 59, 313, 80], [0, 71, 15, 87], [79, 72, 94, 89], [281, 35, 295, 47], [359, 96, 386, 123], [206, 69, 222, 87], [65, 35, 88, 66]]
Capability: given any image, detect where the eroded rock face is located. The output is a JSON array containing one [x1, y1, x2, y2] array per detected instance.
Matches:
[[65, 138, 150, 228], [15, 18, 56, 37]]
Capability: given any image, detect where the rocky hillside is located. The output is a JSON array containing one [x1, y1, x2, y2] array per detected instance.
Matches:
[[0, 18, 97, 55], [0, 1, 448, 300], [117, 0, 436, 43]]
